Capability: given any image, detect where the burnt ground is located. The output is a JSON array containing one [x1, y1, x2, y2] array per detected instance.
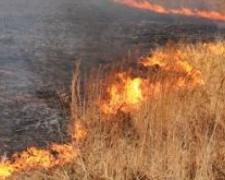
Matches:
[[0, 0, 225, 156]]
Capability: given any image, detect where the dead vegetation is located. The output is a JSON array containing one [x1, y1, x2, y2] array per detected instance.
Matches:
[[7, 41, 225, 180]]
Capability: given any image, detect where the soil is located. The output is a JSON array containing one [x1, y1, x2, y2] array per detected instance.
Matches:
[[0, 0, 225, 156]]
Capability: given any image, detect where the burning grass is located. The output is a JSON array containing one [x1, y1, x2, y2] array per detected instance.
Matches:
[[114, 0, 225, 22], [1, 41, 225, 179]]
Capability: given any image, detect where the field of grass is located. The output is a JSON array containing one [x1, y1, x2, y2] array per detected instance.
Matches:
[[11, 41, 225, 180]]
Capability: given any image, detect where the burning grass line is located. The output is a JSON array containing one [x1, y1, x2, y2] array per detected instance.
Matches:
[[0, 119, 87, 180], [114, 0, 225, 23], [99, 43, 204, 114], [0, 143, 79, 179]]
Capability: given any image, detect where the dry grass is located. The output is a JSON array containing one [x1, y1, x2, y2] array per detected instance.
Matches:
[[13, 41, 225, 180]]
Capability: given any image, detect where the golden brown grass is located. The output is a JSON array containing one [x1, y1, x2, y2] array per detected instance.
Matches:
[[12, 41, 225, 180]]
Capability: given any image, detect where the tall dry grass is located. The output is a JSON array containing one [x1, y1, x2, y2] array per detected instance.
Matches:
[[14, 41, 225, 180]]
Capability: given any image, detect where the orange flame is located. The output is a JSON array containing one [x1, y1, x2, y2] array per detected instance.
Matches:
[[0, 161, 13, 179], [204, 42, 225, 55], [0, 120, 87, 179], [0, 143, 79, 179], [100, 72, 147, 114], [73, 121, 87, 141], [100, 47, 204, 114], [114, 0, 225, 22]]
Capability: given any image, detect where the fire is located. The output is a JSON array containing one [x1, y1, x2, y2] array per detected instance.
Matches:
[[204, 42, 225, 55], [114, 0, 225, 22], [0, 120, 88, 179], [2, 41, 223, 178], [0, 143, 79, 179], [100, 46, 204, 114], [0, 161, 13, 179], [73, 121, 87, 141], [100, 73, 146, 114]]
